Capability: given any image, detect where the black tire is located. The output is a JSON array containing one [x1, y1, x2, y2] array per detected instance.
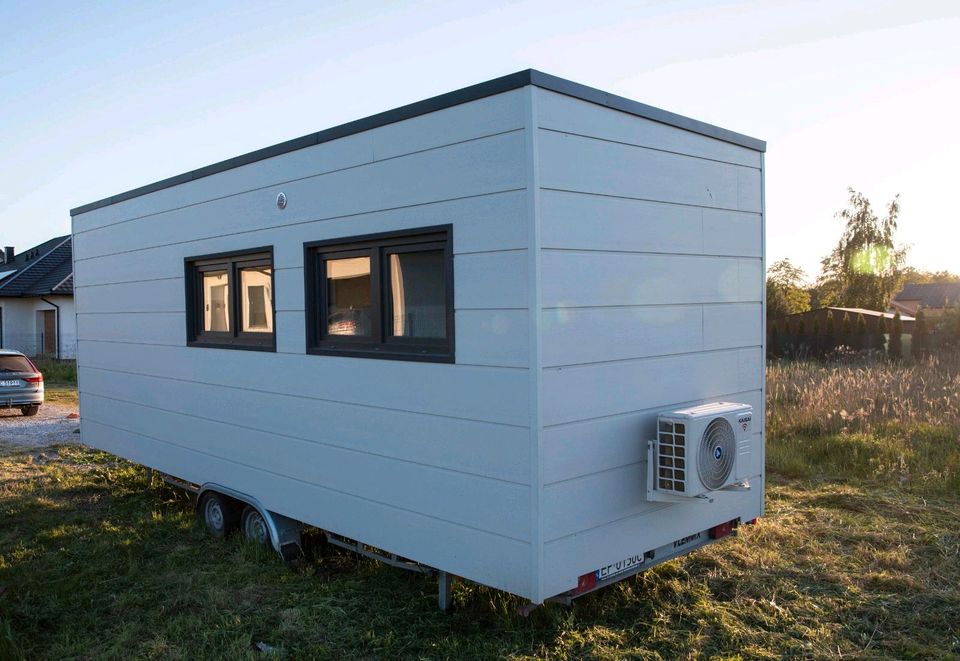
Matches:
[[241, 506, 272, 548], [198, 492, 240, 537], [20, 405, 40, 417]]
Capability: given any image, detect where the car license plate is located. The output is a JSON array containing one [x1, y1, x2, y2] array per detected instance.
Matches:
[[595, 553, 645, 581], [0, 380, 21, 387]]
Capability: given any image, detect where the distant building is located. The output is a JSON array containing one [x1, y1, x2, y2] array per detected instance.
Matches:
[[773, 306, 914, 334], [0, 235, 75, 358], [890, 282, 960, 317]]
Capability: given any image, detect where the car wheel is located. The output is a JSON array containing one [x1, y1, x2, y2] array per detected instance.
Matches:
[[20, 405, 40, 417], [198, 492, 239, 537], [241, 506, 272, 548]]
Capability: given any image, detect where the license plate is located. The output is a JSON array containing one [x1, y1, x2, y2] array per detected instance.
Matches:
[[0, 380, 21, 387], [595, 553, 645, 581]]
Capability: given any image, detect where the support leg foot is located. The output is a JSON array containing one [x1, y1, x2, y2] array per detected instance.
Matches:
[[438, 571, 453, 613]]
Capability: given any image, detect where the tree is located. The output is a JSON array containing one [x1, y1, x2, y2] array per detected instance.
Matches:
[[889, 312, 903, 359], [811, 316, 823, 357], [898, 267, 960, 285], [840, 312, 853, 349], [912, 310, 928, 359], [767, 259, 812, 320], [854, 313, 867, 351], [824, 309, 838, 354], [817, 189, 907, 310], [875, 315, 888, 354]]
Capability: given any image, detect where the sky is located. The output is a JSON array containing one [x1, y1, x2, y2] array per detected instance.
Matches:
[[1, 0, 958, 283]]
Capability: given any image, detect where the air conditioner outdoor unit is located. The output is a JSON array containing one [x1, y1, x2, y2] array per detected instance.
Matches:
[[646, 402, 753, 502]]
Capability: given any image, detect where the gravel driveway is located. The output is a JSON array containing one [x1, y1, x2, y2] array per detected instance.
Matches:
[[0, 401, 80, 449]]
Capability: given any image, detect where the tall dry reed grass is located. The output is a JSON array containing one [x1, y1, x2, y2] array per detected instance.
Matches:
[[767, 352, 960, 437], [766, 353, 960, 493]]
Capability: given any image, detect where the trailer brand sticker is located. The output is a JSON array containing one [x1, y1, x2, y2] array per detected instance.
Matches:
[[595, 554, 645, 581], [672, 532, 702, 549]]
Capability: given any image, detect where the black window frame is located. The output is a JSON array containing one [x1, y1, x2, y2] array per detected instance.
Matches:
[[304, 226, 454, 363], [184, 246, 276, 352]]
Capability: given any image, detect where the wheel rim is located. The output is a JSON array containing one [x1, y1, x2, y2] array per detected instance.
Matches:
[[204, 499, 224, 531], [244, 510, 269, 545]]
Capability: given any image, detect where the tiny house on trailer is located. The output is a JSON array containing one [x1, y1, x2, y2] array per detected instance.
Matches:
[[70, 70, 766, 610]]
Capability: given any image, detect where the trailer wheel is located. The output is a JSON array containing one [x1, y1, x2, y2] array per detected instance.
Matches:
[[241, 506, 271, 547], [198, 492, 239, 537]]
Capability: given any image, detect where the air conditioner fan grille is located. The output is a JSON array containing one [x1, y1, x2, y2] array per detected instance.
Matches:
[[697, 417, 736, 490]]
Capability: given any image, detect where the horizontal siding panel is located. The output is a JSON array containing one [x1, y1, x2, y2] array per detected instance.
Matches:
[[542, 347, 763, 426], [540, 130, 755, 211], [273, 267, 304, 312], [71, 129, 373, 234], [78, 340, 529, 426], [456, 309, 529, 368], [73, 90, 525, 233], [542, 481, 763, 598], [701, 208, 762, 257], [703, 303, 763, 351], [76, 279, 182, 314], [74, 131, 526, 262], [541, 190, 700, 254], [738, 258, 763, 302], [77, 311, 184, 346], [369, 88, 525, 161], [536, 89, 762, 169], [541, 252, 761, 308], [543, 390, 762, 485], [543, 463, 659, 541], [738, 167, 763, 213], [542, 305, 702, 367], [74, 189, 529, 279], [81, 419, 531, 597], [541, 190, 761, 257], [80, 367, 530, 484], [82, 393, 529, 540], [275, 310, 305, 354], [455, 251, 527, 310]]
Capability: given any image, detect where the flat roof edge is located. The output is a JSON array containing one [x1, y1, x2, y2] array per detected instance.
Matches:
[[70, 69, 765, 216]]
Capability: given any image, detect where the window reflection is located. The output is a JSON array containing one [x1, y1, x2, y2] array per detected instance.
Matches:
[[241, 266, 272, 332], [326, 256, 372, 336], [389, 250, 446, 338], [202, 271, 230, 332]]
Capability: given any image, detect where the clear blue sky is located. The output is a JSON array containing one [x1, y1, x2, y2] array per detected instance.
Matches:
[[1, 0, 957, 281]]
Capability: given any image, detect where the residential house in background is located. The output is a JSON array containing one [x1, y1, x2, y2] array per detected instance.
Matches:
[[0, 235, 75, 358], [889, 282, 960, 318]]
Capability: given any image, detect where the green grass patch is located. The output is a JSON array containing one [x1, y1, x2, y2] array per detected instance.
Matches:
[[768, 423, 960, 495], [29, 358, 77, 385], [1, 444, 958, 659]]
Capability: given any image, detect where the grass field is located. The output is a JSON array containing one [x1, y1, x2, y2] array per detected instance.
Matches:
[[1, 357, 958, 659]]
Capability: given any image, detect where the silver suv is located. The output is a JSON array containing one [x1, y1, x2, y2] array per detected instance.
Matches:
[[0, 350, 44, 416]]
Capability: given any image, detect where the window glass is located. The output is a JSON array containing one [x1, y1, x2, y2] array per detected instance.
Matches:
[[389, 250, 446, 338], [326, 256, 372, 336], [240, 266, 273, 333], [202, 270, 230, 332], [0, 355, 34, 373]]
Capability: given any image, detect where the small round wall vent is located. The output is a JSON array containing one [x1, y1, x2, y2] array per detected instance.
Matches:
[[276, 192, 287, 210]]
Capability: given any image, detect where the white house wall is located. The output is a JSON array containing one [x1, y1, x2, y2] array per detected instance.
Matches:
[[0, 295, 77, 359], [534, 88, 765, 599], [72, 89, 535, 597]]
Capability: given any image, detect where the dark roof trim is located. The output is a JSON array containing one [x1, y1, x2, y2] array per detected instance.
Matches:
[[71, 69, 766, 217]]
